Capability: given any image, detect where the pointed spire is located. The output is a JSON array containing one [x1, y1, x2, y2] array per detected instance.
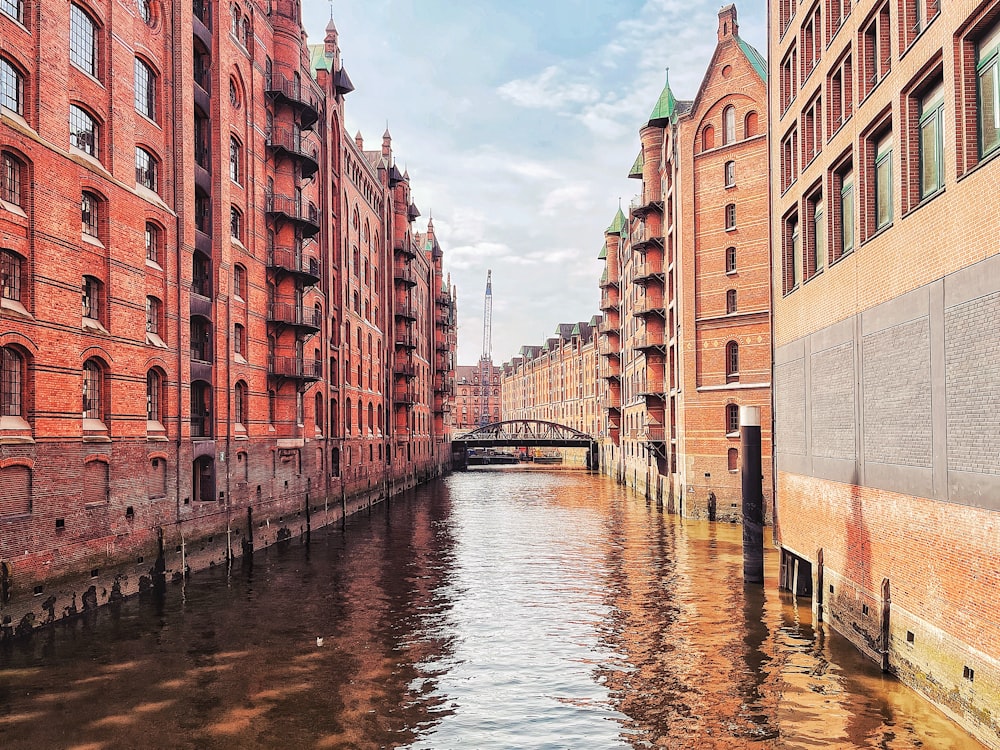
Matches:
[[648, 68, 677, 126], [355, 131, 363, 149]]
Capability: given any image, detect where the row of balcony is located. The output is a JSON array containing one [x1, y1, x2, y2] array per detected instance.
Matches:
[[270, 356, 322, 382], [268, 302, 322, 332]]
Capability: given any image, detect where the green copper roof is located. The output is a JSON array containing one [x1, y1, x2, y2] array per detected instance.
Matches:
[[571, 323, 583, 336], [309, 44, 330, 76], [648, 69, 677, 125], [606, 207, 626, 236], [598, 242, 607, 260], [628, 150, 644, 179], [738, 36, 768, 83]]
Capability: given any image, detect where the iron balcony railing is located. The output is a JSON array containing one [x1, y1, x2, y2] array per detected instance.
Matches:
[[270, 356, 322, 380], [267, 302, 322, 330], [264, 192, 321, 236], [267, 246, 320, 282], [264, 72, 321, 129], [265, 127, 319, 178]]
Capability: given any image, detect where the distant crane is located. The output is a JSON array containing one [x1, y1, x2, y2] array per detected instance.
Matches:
[[479, 270, 492, 426]]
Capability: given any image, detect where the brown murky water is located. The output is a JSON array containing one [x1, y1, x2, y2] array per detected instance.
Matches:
[[0, 469, 984, 749]]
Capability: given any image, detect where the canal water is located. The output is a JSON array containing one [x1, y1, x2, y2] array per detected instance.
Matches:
[[0, 469, 983, 749]]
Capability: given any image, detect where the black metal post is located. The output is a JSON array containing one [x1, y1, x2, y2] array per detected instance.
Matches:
[[741, 405, 764, 584]]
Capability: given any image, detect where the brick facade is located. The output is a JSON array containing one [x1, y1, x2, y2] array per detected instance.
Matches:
[[596, 5, 772, 519], [770, 0, 1000, 744], [0, 1, 456, 637]]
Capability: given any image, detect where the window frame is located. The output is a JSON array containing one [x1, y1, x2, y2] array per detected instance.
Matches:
[[0, 57, 23, 116], [724, 160, 736, 187], [977, 23, 1000, 160], [724, 203, 737, 230], [1, 345, 24, 418], [69, 4, 99, 79], [726, 341, 739, 382], [1, 151, 23, 207], [229, 135, 242, 184], [146, 369, 162, 423], [145, 222, 161, 265], [722, 105, 736, 145], [135, 146, 157, 191], [726, 403, 740, 435], [82, 359, 104, 422], [918, 83, 945, 200], [725, 246, 737, 274], [874, 132, 894, 230], [70, 104, 99, 157], [134, 57, 155, 121], [0, 0, 24, 24], [81, 191, 100, 237]]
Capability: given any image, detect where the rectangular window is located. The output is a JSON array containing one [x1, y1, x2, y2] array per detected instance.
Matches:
[[781, 127, 799, 192], [230, 206, 242, 241], [828, 54, 854, 135], [69, 4, 97, 78], [875, 133, 893, 229], [978, 23, 1000, 159], [919, 83, 944, 199], [808, 190, 826, 277], [802, 94, 823, 164], [234, 324, 245, 356], [861, 4, 891, 99], [833, 163, 855, 262], [82, 277, 100, 319], [802, 5, 822, 78], [780, 45, 798, 113], [1, 346, 22, 417], [783, 211, 801, 295], [725, 160, 735, 186]]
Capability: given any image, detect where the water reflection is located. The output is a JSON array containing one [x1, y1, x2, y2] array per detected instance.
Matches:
[[0, 470, 984, 749]]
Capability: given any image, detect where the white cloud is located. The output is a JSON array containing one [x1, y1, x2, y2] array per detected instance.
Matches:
[[497, 65, 601, 110]]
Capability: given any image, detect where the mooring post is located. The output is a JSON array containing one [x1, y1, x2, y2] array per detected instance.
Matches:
[[741, 405, 764, 585]]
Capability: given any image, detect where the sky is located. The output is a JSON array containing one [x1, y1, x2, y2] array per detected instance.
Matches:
[[302, 0, 767, 366]]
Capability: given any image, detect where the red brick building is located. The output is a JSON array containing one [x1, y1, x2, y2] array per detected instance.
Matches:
[[501, 320, 602, 437], [598, 5, 771, 519], [770, 0, 1000, 743], [0, 2, 455, 635], [453, 358, 501, 431]]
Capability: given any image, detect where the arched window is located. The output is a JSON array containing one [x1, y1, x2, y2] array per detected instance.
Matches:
[[134, 57, 156, 120], [725, 203, 736, 230], [726, 403, 740, 434], [724, 160, 736, 187], [728, 447, 739, 472], [191, 380, 212, 437], [0, 59, 24, 116], [82, 358, 105, 422], [1, 345, 24, 419], [367, 401, 373, 432], [345, 397, 352, 432], [1, 248, 23, 304], [268, 389, 276, 423], [726, 289, 737, 314], [725, 247, 737, 274], [357, 399, 363, 432], [723, 105, 736, 144], [146, 296, 164, 344], [70, 105, 99, 157], [233, 323, 247, 360], [81, 190, 100, 236], [1, 151, 24, 208], [726, 341, 739, 381], [145, 222, 161, 264], [229, 135, 242, 183], [146, 369, 163, 423], [745, 111, 759, 137], [315, 392, 324, 433], [702, 124, 715, 151], [234, 380, 248, 428], [70, 4, 98, 77], [136, 147, 157, 191]]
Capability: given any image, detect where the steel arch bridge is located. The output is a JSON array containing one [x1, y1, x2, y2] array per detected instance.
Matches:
[[451, 419, 598, 469]]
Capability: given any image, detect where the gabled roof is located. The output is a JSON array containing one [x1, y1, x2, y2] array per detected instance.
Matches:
[[628, 150, 644, 179], [598, 242, 607, 260]]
